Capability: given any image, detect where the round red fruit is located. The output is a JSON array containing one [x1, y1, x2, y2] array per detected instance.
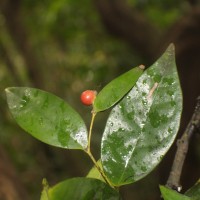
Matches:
[[80, 90, 96, 106]]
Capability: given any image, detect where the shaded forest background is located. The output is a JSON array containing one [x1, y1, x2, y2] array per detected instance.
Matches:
[[0, 0, 200, 199]]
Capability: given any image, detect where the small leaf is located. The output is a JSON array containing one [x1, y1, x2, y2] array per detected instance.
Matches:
[[93, 65, 144, 112], [41, 178, 50, 200], [5, 87, 88, 149], [185, 179, 200, 200], [40, 177, 121, 200], [86, 160, 105, 183], [160, 186, 192, 200], [101, 44, 183, 186]]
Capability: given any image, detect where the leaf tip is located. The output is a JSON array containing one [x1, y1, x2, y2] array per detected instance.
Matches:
[[42, 178, 49, 188], [5, 87, 10, 94], [139, 64, 145, 70], [168, 43, 175, 52], [159, 185, 164, 190], [5, 87, 16, 94], [5, 88, 13, 98]]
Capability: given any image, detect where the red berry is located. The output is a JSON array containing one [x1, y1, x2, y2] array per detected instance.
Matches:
[[80, 90, 96, 106]]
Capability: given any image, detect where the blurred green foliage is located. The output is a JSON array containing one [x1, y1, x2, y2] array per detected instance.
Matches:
[[128, 0, 185, 28]]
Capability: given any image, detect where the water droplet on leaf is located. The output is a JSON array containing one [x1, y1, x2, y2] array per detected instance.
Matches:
[[39, 117, 43, 125]]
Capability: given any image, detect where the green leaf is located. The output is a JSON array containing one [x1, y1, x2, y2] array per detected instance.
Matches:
[[93, 65, 144, 112], [41, 178, 49, 200], [101, 44, 183, 186], [40, 177, 121, 200], [160, 186, 192, 200], [5, 87, 88, 149], [86, 160, 105, 183], [185, 179, 200, 200]]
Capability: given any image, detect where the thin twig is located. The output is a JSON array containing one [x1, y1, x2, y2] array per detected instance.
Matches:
[[84, 111, 115, 189], [166, 96, 200, 191], [86, 111, 96, 152], [86, 150, 115, 189]]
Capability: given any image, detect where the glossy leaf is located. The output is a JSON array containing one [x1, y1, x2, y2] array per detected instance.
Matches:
[[5, 87, 88, 149], [86, 160, 105, 183], [101, 44, 183, 186], [93, 65, 144, 112], [185, 179, 200, 200], [160, 186, 191, 200], [40, 177, 121, 200]]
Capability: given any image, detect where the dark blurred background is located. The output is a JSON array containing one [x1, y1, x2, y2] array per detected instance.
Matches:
[[0, 0, 200, 199]]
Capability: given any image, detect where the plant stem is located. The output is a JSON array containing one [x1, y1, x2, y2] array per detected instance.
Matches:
[[166, 96, 200, 191], [86, 149, 115, 188], [85, 110, 115, 189], [87, 111, 96, 152]]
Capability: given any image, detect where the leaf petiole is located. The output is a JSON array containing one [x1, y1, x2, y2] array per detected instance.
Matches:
[[86, 111, 96, 152]]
